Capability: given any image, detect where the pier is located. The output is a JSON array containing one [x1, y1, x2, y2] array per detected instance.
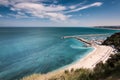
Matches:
[[62, 36, 92, 46]]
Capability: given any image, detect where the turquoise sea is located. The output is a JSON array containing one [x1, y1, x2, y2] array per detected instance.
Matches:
[[0, 27, 119, 80]]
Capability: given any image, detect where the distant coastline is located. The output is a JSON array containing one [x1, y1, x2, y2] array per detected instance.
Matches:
[[94, 26, 120, 30]]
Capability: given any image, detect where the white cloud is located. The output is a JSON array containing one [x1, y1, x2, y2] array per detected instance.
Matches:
[[69, 0, 88, 9], [13, 3, 45, 11], [69, 6, 76, 9], [13, 3, 66, 12], [0, 14, 3, 17], [11, 2, 69, 21], [92, 2, 103, 6], [8, 13, 30, 19], [0, 0, 9, 6], [0, 0, 103, 21], [45, 13, 69, 21], [66, 2, 103, 13], [0, 0, 46, 6]]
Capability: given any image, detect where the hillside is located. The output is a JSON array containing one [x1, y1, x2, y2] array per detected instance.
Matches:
[[102, 32, 120, 51], [22, 32, 120, 80]]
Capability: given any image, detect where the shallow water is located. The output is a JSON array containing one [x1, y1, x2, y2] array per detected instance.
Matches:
[[0, 27, 118, 80]]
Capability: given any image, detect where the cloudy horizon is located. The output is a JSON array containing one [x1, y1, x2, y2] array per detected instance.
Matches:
[[0, 0, 120, 27]]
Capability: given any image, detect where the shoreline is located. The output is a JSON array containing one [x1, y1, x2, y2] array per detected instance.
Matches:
[[47, 44, 114, 73], [65, 44, 114, 70], [22, 44, 115, 80]]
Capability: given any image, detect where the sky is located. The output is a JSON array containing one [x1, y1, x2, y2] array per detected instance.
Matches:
[[0, 0, 120, 27]]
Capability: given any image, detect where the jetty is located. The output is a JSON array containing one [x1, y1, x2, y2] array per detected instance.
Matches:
[[62, 36, 92, 46]]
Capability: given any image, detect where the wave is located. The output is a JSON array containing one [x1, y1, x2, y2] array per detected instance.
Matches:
[[70, 45, 91, 49]]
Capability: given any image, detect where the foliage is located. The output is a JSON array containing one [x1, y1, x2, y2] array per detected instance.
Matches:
[[22, 32, 120, 80], [49, 32, 120, 80], [102, 32, 120, 51]]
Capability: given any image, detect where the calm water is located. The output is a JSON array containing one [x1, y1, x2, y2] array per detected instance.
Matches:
[[0, 27, 118, 80]]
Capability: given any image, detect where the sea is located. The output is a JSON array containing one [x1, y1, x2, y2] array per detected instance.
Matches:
[[0, 27, 119, 80]]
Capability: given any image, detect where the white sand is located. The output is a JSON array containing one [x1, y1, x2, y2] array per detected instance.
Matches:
[[65, 44, 114, 70], [22, 44, 115, 80], [44, 44, 115, 78]]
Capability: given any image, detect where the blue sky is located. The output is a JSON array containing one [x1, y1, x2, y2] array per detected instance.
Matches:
[[0, 0, 120, 27]]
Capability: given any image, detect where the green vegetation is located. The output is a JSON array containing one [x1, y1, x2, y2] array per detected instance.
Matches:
[[22, 32, 120, 80], [49, 53, 120, 80], [49, 32, 120, 80], [102, 32, 120, 51]]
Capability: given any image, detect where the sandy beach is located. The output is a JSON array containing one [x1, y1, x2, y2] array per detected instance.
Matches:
[[65, 44, 114, 70], [61, 36, 115, 69], [22, 43, 115, 80], [48, 44, 115, 74]]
